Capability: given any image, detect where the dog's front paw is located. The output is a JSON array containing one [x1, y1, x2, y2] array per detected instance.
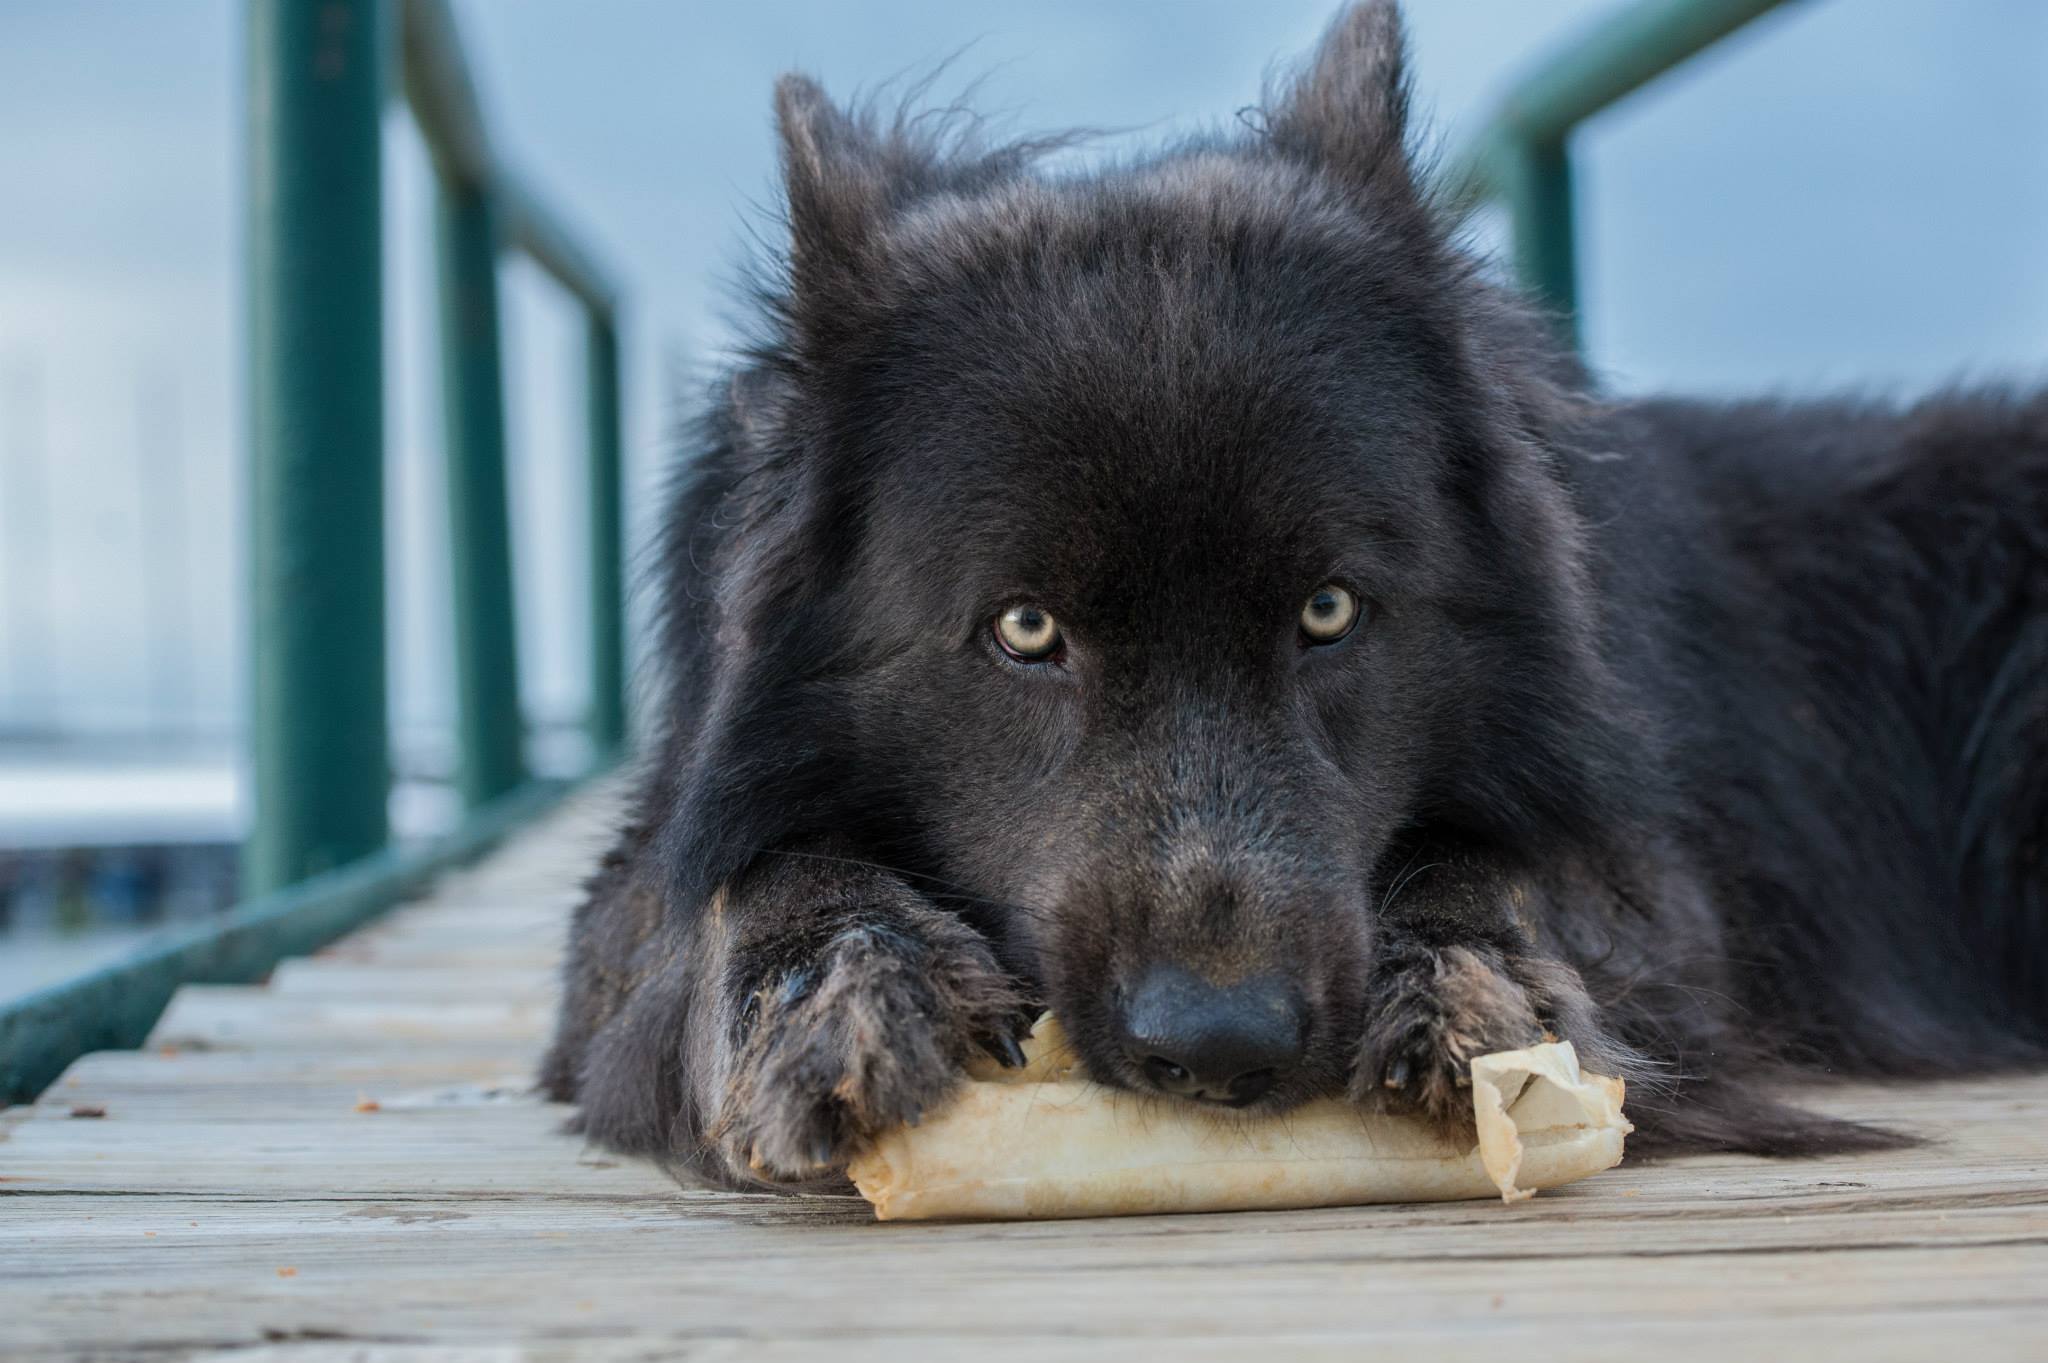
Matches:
[[1350, 942, 1547, 1130], [711, 922, 1024, 1183]]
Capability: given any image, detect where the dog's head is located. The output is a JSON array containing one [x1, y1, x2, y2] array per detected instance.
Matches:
[[661, 1, 1638, 1111]]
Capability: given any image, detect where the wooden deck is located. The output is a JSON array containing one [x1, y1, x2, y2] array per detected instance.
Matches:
[[5, 786, 2047, 1361]]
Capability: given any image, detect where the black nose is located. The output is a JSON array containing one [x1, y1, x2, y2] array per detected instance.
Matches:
[[1121, 966, 1307, 1106]]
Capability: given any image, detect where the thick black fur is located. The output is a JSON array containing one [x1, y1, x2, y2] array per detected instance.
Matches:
[[541, 2, 2048, 1190]]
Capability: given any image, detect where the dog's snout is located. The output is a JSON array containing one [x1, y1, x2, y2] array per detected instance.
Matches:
[[1120, 965, 1306, 1106]]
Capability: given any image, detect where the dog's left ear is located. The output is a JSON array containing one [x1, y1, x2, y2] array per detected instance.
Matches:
[[1265, 0, 1418, 202]]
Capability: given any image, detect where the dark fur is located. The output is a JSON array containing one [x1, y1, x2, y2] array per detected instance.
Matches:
[[541, 2, 2048, 1190]]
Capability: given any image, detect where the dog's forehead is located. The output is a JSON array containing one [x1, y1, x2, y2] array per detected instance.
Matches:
[[861, 207, 1438, 577], [829, 159, 1460, 628], [872, 165, 1441, 457], [859, 331, 1441, 630]]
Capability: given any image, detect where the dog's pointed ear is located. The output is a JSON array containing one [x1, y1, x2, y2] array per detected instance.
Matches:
[[774, 74, 887, 290], [1265, 0, 1417, 200]]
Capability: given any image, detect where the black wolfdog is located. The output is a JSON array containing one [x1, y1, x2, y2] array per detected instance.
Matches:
[[542, 1, 2047, 1190]]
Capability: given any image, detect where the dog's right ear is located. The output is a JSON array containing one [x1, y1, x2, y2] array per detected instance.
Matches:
[[774, 75, 888, 295], [1264, 0, 1418, 204]]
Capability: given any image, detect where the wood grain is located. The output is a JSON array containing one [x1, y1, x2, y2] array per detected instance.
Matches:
[[4, 784, 2046, 1360]]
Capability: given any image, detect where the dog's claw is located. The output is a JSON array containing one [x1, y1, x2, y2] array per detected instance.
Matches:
[[986, 1032, 1029, 1069], [1384, 1057, 1412, 1090], [807, 1132, 837, 1169]]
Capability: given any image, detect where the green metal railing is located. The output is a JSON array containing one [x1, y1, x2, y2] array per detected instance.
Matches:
[[2, 0, 626, 1102], [1453, 0, 1795, 344]]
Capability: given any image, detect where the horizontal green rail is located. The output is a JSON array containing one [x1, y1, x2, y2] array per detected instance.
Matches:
[[2, 0, 629, 1104], [399, 0, 619, 314], [1451, 0, 1797, 341]]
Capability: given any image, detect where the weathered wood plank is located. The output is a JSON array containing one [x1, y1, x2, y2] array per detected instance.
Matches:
[[5, 1186, 2047, 1270], [5, 1234, 2047, 1357], [13, 1053, 545, 1124], [146, 988, 552, 1050], [158, 1321, 2048, 1363], [267, 961, 559, 999]]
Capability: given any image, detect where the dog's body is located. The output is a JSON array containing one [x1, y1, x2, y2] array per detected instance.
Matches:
[[542, 3, 2048, 1190]]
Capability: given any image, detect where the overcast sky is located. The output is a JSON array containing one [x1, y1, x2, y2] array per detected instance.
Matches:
[[0, 0, 2042, 748]]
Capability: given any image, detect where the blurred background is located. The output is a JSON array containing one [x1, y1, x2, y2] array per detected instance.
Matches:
[[0, 0, 2043, 1003]]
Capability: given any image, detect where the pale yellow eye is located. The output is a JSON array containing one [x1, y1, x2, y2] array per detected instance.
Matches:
[[994, 604, 1062, 660], [1299, 585, 1359, 643]]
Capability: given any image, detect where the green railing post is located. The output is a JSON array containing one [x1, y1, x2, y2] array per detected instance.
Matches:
[[435, 178, 526, 807], [1499, 138, 1579, 343], [244, 0, 391, 895], [1452, 0, 1794, 350], [585, 312, 627, 752]]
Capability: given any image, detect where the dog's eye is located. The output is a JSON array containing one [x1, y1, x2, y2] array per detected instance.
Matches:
[[994, 604, 1063, 661], [1299, 585, 1359, 644]]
